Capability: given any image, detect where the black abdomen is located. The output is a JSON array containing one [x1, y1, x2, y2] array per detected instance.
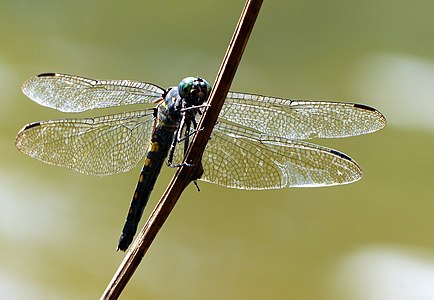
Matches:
[[117, 124, 175, 251]]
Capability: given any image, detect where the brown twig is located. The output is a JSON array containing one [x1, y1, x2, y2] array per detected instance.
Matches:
[[100, 0, 263, 298]]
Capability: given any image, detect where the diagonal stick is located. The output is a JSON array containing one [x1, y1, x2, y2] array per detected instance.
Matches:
[[101, 0, 263, 298]]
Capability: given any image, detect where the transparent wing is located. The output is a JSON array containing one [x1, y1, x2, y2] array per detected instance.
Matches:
[[22, 73, 165, 112], [219, 92, 387, 139], [199, 120, 362, 189], [15, 110, 155, 175]]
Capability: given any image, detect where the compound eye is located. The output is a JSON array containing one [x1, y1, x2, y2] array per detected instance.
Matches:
[[178, 77, 195, 98]]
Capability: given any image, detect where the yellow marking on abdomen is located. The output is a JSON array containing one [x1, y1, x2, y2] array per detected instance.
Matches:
[[148, 141, 160, 153], [143, 158, 152, 167]]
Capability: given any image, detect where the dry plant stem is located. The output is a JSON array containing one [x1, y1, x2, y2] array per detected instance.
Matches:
[[100, 0, 263, 299]]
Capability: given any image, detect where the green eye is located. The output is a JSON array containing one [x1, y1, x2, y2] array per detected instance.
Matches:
[[178, 77, 195, 98], [178, 77, 212, 104]]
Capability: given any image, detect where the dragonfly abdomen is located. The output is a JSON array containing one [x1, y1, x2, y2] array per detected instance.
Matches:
[[117, 124, 175, 251]]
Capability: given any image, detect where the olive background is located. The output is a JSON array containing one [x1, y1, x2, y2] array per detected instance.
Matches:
[[1, 1, 433, 299]]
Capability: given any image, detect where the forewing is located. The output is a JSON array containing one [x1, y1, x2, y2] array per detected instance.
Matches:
[[219, 92, 386, 139], [15, 110, 155, 175], [22, 73, 165, 112], [200, 120, 362, 189]]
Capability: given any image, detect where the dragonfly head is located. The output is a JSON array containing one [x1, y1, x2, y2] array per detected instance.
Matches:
[[178, 77, 211, 106]]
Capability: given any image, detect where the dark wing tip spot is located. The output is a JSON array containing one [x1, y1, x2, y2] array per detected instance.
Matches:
[[24, 122, 41, 130], [330, 149, 352, 161], [353, 103, 376, 112], [37, 73, 57, 77]]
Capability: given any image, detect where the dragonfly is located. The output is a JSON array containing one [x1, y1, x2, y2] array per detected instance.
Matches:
[[15, 73, 386, 251]]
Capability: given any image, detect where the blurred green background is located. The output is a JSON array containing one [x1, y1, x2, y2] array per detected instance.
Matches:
[[1, 0, 433, 299]]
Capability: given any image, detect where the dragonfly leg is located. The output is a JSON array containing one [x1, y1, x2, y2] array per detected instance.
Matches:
[[174, 116, 203, 145], [167, 129, 179, 167], [180, 103, 210, 113], [166, 115, 196, 168]]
